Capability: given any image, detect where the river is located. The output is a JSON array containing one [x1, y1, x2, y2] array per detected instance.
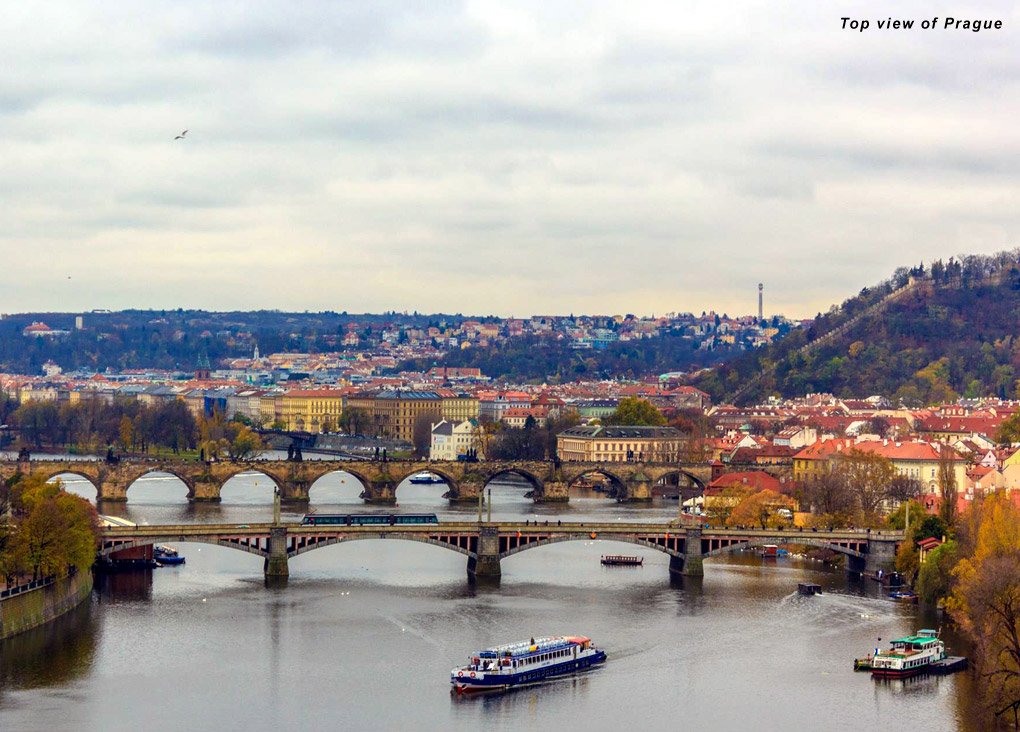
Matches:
[[0, 470, 987, 731]]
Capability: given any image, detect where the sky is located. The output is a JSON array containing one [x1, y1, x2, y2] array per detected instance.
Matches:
[[1, 1, 1018, 319]]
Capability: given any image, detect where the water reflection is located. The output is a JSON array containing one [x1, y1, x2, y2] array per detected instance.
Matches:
[[0, 598, 99, 692]]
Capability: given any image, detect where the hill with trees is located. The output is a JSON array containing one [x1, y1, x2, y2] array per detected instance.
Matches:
[[694, 250, 1020, 405]]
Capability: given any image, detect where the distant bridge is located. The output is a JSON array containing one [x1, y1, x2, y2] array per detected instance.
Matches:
[[98, 521, 902, 582], [1, 458, 712, 504]]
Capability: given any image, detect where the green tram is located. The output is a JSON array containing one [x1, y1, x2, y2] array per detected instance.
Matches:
[[299, 513, 439, 527]]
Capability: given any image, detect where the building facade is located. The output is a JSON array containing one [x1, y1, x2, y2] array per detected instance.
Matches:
[[556, 425, 683, 462]]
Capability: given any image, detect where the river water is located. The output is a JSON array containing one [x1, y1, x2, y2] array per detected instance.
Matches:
[[0, 470, 988, 731]]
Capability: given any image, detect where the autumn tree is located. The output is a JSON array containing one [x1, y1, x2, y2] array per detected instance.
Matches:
[[603, 398, 666, 426], [949, 494, 1020, 726], [226, 422, 264, 461], [726, 489, 796, 529], [1, 474, 98, 582], [996, 411, 1020, 445]]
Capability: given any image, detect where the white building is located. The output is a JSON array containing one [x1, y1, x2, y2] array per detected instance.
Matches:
[[430, 419, 483, 461]]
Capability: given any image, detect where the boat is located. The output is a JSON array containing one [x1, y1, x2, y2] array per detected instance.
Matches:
[[409, 472, 445, 485], [761, 545, 779, 558], [869, 629, 945, 678], [451, 636, 606, 694], [889, 591, 918, 604], [154, 545, 186, 566], [797, 583, 822, 596], [601, 555, 644, 566]]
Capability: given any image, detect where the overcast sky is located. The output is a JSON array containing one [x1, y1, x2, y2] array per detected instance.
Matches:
[[2, 1, 1018, 318]]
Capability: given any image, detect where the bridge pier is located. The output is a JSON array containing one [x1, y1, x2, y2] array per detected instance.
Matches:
[[537, 481, 569, 502], [624, 477, 654, 502], [849, 537, 899, 576], [668, 528, 704, 577], [365, 480, 397, 505], [264, 526, 289, 579], [467, 526, 501, 583]]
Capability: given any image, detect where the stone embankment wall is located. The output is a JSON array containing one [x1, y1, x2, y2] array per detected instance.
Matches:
[[0, 571, 93, 641]]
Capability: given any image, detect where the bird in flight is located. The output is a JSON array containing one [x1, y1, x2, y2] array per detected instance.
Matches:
[[174, 129, 188, 140]]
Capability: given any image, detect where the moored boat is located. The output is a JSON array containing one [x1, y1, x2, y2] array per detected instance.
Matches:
[[451, 636, 606, 694], [154, 545, 186, 566], [869, 629, 945, 678], [889, 591, 918, 604]]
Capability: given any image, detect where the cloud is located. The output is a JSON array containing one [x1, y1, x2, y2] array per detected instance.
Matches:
[[1, 0, 1018, 318]]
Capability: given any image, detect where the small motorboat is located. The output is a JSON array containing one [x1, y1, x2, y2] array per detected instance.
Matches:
[[889, 591, 918, 604], [797, 583, 822, 596], [154, 545, 186, 566]]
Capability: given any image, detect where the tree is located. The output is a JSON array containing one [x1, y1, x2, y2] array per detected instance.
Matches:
[[800, 469, 856, 527], [938, 447, 959, 528], [226, 422, 264, 461], [1, 474, 98, 582], [726, 489, 795, 529], [916, 540, 958, 604], [412, 414, 436, 458], [832, 449, 898, 521], [339, 408, 369, 436], [118, 415, 134, 452], [949, 494, 1020, 726], [997, 411, 1020, 444], [603, 398, 666, 426]]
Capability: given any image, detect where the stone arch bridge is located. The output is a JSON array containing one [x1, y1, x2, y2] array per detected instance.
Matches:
[[98, 522, 902, 582], [0, 458, 712, 504]]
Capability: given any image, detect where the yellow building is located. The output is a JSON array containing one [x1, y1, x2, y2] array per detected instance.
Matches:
[[556, 425, 683, 462], [277, 390, 345, 433], [345, 390, 443, 442], [439, 393, 480, 423]]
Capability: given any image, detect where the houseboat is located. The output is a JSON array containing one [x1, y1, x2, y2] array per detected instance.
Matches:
[[451, 636, 606, 694], [870, 629, 945, 678]]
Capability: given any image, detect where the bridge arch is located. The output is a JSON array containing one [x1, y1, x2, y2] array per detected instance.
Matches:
[[45, 470, 100, 503], [219, 469, 282, 503], [565, 468, 626, 499], [307, 468, 374, 503], [653, 469, 707, 492], [703, 537, 864, 559], [288, 534, 473, 559], [482, 468, 544, 500], [124, 469, 194, 502], [98, 536, 269, 559], [500, 535, 681, 560]]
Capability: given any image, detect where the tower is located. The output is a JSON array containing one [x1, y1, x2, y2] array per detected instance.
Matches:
[[758, 283, 764, 322], [254, 344, 260, 361]]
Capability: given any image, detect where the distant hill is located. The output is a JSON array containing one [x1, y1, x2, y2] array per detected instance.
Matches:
[[695, 251, 1020, 406]]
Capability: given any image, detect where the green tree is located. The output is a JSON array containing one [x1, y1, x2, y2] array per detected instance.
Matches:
[[997, 411, 1020, 444], [603, 397, 666, 426], [916, 540, 958, 604]]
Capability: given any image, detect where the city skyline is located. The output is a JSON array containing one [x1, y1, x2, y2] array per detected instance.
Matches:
[[2, 1, 1017, 318]]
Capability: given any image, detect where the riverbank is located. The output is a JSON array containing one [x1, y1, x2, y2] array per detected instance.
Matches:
[[0, 570, 94, 640]]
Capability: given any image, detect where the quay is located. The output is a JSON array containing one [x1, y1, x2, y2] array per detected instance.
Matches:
[[98, 521, 904, 583]]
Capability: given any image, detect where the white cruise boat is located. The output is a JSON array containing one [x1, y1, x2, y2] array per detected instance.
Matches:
[[451, 636, 606, 694]]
